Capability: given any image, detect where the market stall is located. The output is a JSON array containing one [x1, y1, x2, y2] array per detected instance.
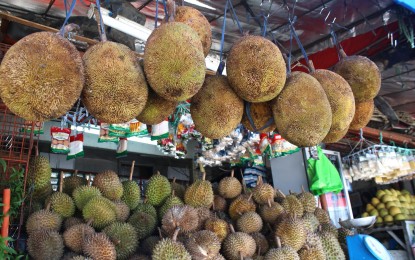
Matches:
[[0, 0, 414, 259]]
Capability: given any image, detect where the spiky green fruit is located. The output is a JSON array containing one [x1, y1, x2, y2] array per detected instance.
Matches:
[[222, 231, 256, 260], [27, 230, 64, 260], [135, 201, 157, 219], [128, 211, 157, 239], [73, 185, 102, 210], [47, 192, 75, 218], [92, 170, 123, 200], [297, 190, 317, 213], [145, 173, 171, 207], [26, 208, 62, 235], [281, 195, 304, 217], [83, 233, 117, 260], [27, 156, 52, 190], [113, 200, 130, 222], [184, 175, 213, 208], [275, 215, 306, 251], [82, 196, 117, 229], [264, 246, 300, 260], [63, 223, 95, 253], [319, 230, 346, 260], [302, 212, 320, 233], [152, 238, 191, 260], [158, 193, 184, 221], [62, 175, 87, 195], [104, 222, 138, 260], [121, 180, 140, 210], [185, 230, 221, 259]]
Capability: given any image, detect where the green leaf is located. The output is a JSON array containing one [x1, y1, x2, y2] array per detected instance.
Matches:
[[0, 159, 6, 174]]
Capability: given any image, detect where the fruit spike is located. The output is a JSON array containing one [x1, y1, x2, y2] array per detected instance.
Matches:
[[59, 171, 64, 193], [129, 160, 135, 181]]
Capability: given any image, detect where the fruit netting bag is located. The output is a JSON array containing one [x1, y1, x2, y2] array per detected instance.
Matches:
[[307, 146, 343, 196]]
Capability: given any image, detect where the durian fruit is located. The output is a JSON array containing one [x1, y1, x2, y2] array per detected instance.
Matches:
[[310, 65, 355, 133], [64, 217, 84, 230], [298, 245, 327, 260], [82, 41, 148, 123], [349, 100, 374, 130], [338, 226, 354, 244], [175, 6, 212, 57], [185, 230, 221, 259], [264, 237, 299, 260], [144, 22, 205, 102], [318, 229, 346, 260], [204, 217, 229, 242], [213, 195, 227, 212], [184, 171, 213, 208], [83, 233, 117, 260], [281, 194, 304, 217], [140, 235, 161, 255], [158, 190, 184, 221], [82, 196, 117, 229], [26, 204, 62, 235], [63, 223, 95, 253], [218, 170, 242, 199], [196, 206, 214, 230], [191, 75, 243, 139], [333, 50, 381, 102], [162, 205, 199, 235], [228, 193, 256, 220], [145, 172, 171, 207], [297, 187, 317, 213], [241, 101, 276, 133], [252, 176, 274, 205], [103, 222, 138, 260], [135, 199, 158, 219], [128, 211, 157, 240], [152, 228, 191, 260], [62, 171, 87, 195], [226, 35, 286, 102], [222, 225, 256, 260], [259, 200, 285, 223], [236, 211, 263, 234], [314, 208, 331, 224], [113, 200, 131, 222], [302, 212, 320, 233], [323, 126, 349, 143], [32, 183, 53, 202], [27, 230, 64, 260], [275, 188, 286, 203], [121, 161, 141, 210], [92, 170, 124, 200], [0, 31, 84, 121], [73, 185, 102, 210], [136, 89, 178, 125], [251, 232, 269, 255], [27, 152, 52, 191], [271, 71, 332, 147], [47, 173, 75, 218], [305, 232, 324, 249], [275, 214, 307, 251], [321, 223, 339, 237], [171, 177, 186, 201]]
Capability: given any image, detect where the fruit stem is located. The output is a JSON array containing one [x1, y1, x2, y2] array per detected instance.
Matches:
[[212, 198, 216, 211], [240, 251, 243, 260], [59, 171, 64, 193], [158, 227, 163, 239], [229, 224, 235, 233], [129, 160, 135, 181], [275, 236, 282, 248], [248, 193, 253, 202], [309, 60, 316, 73], [301, 185, 305, 193], [339, 49, 347, 59], [173, 177, 176, 184], [73, 169, 78, 177], [172, 227, 180, 241], [86, 219, 93, 226], [45, 202, 51, 211], [267, 199, 272, 208], [231, 169, 234, 178], [87, 173, 92, 186], [172, 189, 175, 196], [35, 145, 39, 157]]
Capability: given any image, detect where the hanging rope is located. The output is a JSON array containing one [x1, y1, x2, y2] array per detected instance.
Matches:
[[95, 0, 107, 41], [59, 0, 77, 36], [288, 16, 312, 72], [227, 0, 244, 35], [217, 0, 229, 75], [244, 102, 274, 132]]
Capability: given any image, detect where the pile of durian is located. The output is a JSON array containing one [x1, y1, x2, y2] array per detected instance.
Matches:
[[25, 155, 353, 260]]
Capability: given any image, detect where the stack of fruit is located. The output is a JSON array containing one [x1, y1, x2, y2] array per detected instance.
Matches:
[[24, 160, 352, 260], [362, 188, 415, 225]]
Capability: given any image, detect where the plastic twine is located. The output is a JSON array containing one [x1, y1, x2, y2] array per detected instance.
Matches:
[[288, 16, 312, 72], [217, 0, 229, 75], [95, 0, 107, 41], [59, 0, 77, 36]]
